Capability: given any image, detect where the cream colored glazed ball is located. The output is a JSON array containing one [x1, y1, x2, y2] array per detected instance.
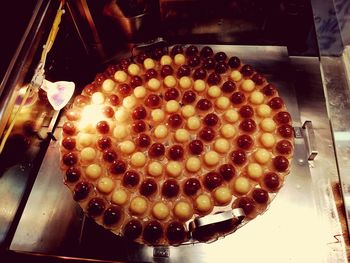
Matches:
[[102, 79, 115, 93], [130, 196, 148, 215], [147, 78, 161, 91], [166, 161, 182, 177], [91, 92, 105, 105], [215, 96, 230, 110], [260, 118, 276, 132], [122, 95, 137, 109], [234, 177, 251, 194], [85, 164, 102, 179], [114, 108, 128, 123], [207, 85, 221, 98], [97, 177, 115, 194], [130, 152, 146, 167], [174, 54, 185, 65], [154, 124, 168, 139], [260, 133, 276, 148], [254, 148, 271, 164], [213, 186, 232, 205], [111, 189, 128, 205], [241, 79, 255, 92], [185, 157, 201, 173], [147, 161, 163, 177], [114, 70, 127, 82], [195, 194, 213, 213], [113, 125, 128, 140], [220, 124, 236, 138], [144, 58, 155, 69], [119, 140, 136, 155], [77, 133, 93, 148], [175, 129, 190, 143], [152, 202, 170, 220], [194, 79, 206, 92], [204, 151, 220, 166], [165, 100, 180, 113], [247, 163, 263, 179], [257, 104, 272, 118], [151, 109, 165, 122], [128, 63, 140, 76], [181, 105, 195, 118], [224, 109, 239, 123], [81, 147, 96, 162], [187, 116, 201, 130], [133, 86, 147, 99], [179, 76, 192, 89], [164, 75, 177, 88], [160, 55, 172, 65], [174, 201, 193, 221], [249, 91, 265, 105], [231, 70, 242, 81], [214, 138, 230, 154]]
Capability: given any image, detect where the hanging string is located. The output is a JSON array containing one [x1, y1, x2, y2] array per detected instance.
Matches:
[[0, 0, 65, 154]]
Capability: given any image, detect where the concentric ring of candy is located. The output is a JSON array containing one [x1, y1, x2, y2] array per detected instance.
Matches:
[[60, 45, 294, 245]]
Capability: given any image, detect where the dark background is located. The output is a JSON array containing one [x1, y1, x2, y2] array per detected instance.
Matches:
[[0, 0, 318, 84], [0, 1, 37, 82]]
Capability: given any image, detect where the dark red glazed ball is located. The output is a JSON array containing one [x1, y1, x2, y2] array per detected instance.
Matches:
[[148, 143, 165, 158], [87, 198, 106, 217], [273, 156, 289, 172], [103, 205, 123, 226], [236, 197, 255, 216], [188, 140, 204, 155], [97, 136, 112, 150], [123, 219, 142, 240], [62, 137, 76, 150], [184, 178, 201, 196], [218, 164, 236, 181], [203, 172, 223, 190], [252, 188, 269, 204], [278, 124, 294, 138], [168, 114, 183, 128], [162, 179, 180, 198], [123, 170, 140, 188], [136, 133, 151, 148], [168, 145, 184, 160], [263, 172, 280, 191], [143, 220, 163, 244], [166, 221, 186, 244], [140, 178, 157, 197], [110, 160, 127, 175], [62, 152, 78, 166], [65, 166, 81, 183], [73, 181, 91, 201], [230, 150, 247, 166]]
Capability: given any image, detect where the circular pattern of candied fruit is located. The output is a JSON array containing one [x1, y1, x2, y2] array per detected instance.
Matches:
[[60, 45, 293, 245]]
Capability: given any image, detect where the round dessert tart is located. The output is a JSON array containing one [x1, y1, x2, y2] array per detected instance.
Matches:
[[60, 45, 294, 246]]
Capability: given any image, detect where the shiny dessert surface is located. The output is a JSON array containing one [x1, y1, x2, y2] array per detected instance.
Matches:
[[60, 45, 294, 245]]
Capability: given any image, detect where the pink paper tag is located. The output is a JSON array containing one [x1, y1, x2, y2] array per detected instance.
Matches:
[[42, 80, 75, 110]]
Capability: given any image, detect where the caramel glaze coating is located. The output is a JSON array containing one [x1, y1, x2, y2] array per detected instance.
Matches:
[[60, 45, 294, 246]]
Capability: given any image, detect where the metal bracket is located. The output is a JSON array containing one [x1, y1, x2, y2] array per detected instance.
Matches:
[[131, 37, 168, 57], [153, 246, 170, 258], [297, 120, 318, 160], [302, 120, 318, 160], [188, 208, 245, 233]]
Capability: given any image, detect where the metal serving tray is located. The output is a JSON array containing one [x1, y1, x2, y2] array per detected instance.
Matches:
[[9, 45, 348, 262]]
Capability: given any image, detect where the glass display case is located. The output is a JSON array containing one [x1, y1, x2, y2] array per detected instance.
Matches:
[[0, 0, 349, 262]]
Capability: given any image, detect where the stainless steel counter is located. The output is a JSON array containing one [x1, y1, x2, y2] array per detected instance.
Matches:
[[320, 49, 350, 250], [8, 46, 349, 262]]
